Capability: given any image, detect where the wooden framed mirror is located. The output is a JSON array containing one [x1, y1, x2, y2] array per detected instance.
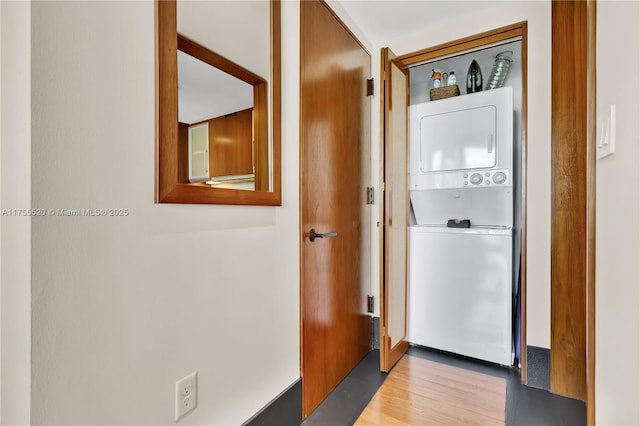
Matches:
[[156, 0, 281, 205]]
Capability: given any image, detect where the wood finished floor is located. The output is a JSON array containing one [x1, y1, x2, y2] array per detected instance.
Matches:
[[252, 347, 586, 426], [355, 355, 506, 425]]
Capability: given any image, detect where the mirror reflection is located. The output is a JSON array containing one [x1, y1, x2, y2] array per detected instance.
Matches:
[[177, 40, 265, 191]]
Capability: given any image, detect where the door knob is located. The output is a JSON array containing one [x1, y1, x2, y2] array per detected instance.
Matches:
[[307, 228, 337, 242]]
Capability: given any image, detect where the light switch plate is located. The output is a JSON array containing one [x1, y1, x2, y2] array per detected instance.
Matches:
[[597, 104, 616, 160]]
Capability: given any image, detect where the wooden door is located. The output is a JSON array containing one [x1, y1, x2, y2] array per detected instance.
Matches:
[[209, 108, 254, 177], [300, 0, 371, 418], [380, 47, 409, 372]]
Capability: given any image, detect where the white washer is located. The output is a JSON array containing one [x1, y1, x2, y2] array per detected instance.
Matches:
[[408, 225, 513, 366]]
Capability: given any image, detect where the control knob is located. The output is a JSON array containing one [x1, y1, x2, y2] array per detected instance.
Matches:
[[469, 173, 483, 185], [492, 172, 507, 184]]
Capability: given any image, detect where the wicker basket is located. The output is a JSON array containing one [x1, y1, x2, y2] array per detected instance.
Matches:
[[429, 84, 460, 101]]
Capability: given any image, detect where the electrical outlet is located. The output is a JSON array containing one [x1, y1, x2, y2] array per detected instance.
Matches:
[[175, 372, 197, 421]]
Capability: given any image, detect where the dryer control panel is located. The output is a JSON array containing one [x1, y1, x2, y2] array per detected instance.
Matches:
[[410, 168, 511, 190]]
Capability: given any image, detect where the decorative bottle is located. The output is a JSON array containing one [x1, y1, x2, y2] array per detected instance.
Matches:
[[447, 72, 457, 86], [431, 69, 442, 89], [466, 60, 483, 94], [485, 51, 513, 90]]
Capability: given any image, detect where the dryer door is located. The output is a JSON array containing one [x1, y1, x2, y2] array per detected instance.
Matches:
[[419, 104, 497, 173]]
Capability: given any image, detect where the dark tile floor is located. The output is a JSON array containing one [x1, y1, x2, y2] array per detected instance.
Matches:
[[302, 350, 387, 426], [249, 346, 586, 426]]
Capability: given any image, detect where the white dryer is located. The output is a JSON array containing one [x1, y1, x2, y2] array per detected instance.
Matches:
[[409, 87, 513, 191]]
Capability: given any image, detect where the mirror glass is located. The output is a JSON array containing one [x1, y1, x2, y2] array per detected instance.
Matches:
[[176, 35, 268, 191], [156, 0, 281, 205]]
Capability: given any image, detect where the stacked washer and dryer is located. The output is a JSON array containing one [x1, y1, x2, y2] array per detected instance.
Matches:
[[407, 87, 515, 366]]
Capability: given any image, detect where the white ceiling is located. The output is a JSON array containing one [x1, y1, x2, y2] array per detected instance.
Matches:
[[335, 0, 505, 45], [176, 0, 268, 125], [177, 50, 253, 125], [177, 1, 511, 125]]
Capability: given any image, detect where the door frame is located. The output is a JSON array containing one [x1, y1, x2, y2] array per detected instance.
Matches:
[[586, 4, 596, 424], [550, 0, 596, 421], [382, 21, 530, 379], [381, 13, 597, 423]]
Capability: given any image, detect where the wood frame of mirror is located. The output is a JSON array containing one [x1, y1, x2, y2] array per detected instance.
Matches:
[[156, 0, 281, 205]]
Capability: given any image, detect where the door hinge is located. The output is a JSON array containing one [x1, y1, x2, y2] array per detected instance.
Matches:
[[367, 78, 374, 96], [367, 295, 374, 314], [366, 187, 375, 205]]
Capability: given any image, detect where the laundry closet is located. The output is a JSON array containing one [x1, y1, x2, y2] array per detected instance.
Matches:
[[402, 40, 524, 366]]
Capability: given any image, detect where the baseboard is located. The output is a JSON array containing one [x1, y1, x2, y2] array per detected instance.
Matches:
[[372, 316, 380, 350], [243, 379, 301, 426], [526, 345, 550, 391]]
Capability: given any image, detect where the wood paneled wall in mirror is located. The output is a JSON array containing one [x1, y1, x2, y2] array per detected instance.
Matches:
[[156, 0, 281, 205]]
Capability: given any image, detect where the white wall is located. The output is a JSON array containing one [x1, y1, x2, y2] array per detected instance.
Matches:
[[177, 0, 270, 80], [595, 1, 640, 424], [366, 1, 552, 347], [0, 1, 32, 424], [29, 1, 300, 424]]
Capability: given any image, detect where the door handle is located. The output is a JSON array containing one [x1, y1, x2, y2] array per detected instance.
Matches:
[[488, 134, 494, 154], [307, 228, 338, 242]]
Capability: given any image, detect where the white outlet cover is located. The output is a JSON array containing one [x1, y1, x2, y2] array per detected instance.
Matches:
[[175, 372, 197, 421]]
